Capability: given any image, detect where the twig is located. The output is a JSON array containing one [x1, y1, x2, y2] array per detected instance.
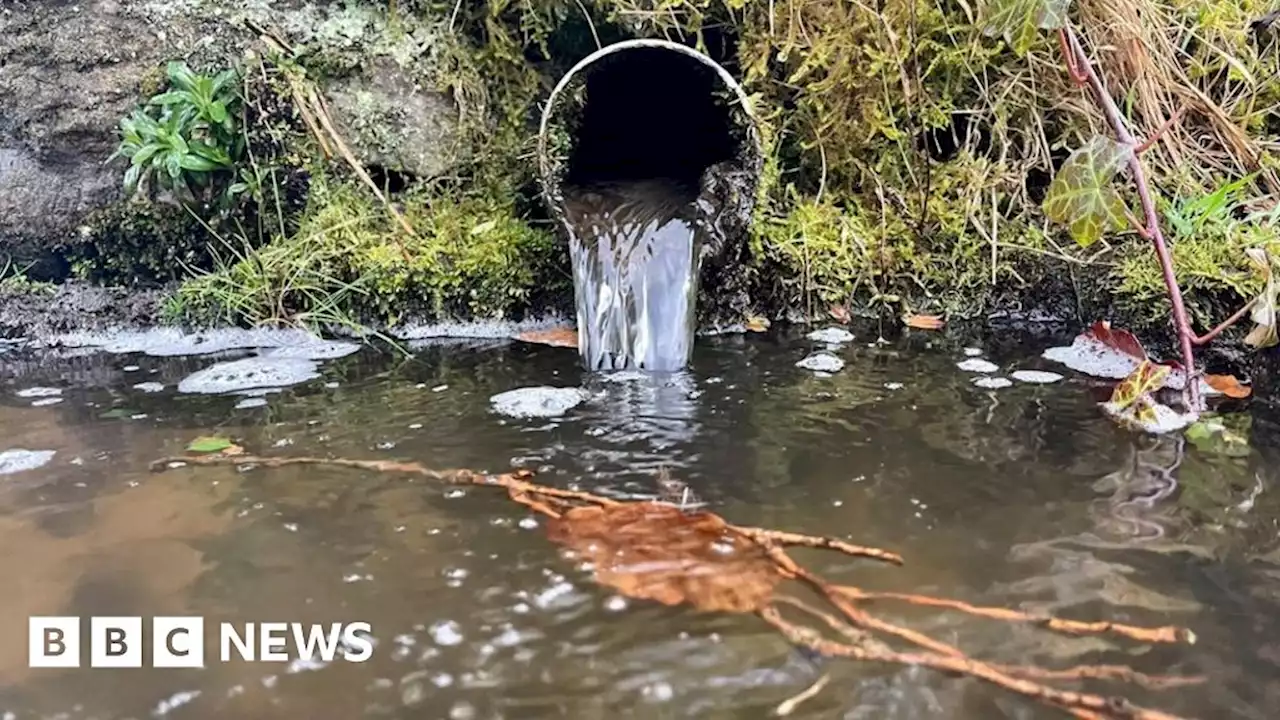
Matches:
[[836, 587, 1196, 645], [1058, 27, 1202, 411], [761, 607, 1188, 720], [774, 672, 831, 716], [731, 526, 905, 565], [1190, 298, 1257, 346]]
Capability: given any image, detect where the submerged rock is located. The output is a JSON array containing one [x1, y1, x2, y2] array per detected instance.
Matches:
[[0, 449, 55, 475], [178, 357, 320, 395], [490, 387, 589, 419], [796, 353, 845, 372]]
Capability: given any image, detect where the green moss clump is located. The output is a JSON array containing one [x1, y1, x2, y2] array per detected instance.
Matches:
[[63, 201, 216, 286], [171, 173, 568, 328]]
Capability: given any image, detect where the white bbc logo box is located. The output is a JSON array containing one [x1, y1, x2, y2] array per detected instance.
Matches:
[[29, 617, 205, 668]]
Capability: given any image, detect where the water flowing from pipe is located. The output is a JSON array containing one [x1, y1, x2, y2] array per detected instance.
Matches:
[[562, 179, 702, 372]]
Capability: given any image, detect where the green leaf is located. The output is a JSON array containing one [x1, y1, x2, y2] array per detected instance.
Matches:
[[189, 141, 232, 166], [178, 154, 221, 172], [149, 91, 192, 106], [210, 69, 239, 97], [165, 153, 182, 179], [1245, 247, 1279, 349], [123, 164, 142, 195], [982, 0, 1070, 55], [208, 101, 228, 124], [167, 61, 198, 92], [133, 143, 165, 166], [1043, 136, 1133, 247], [187, 436, 233, 453]]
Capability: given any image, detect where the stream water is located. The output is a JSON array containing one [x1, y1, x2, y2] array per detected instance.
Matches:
[[0, 329, 1278, 719]]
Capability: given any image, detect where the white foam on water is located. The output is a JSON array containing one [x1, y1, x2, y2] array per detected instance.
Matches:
[[15, 387, 61, 398], [30, 398, 63, 407], [1010, 370, 1064, 384], [234, 397, 269, 409], [957, 358, 999, 373], [0, 449, 56, 475], [963, 347, 983, 356], [807, 327, 855, 344], [133, 382, 166, 393], [490, 387, 589, 418], [796, 352, 845, 372], [178, 357, 320, 395], [973, 377, 1013, 389], [394, 316, 568, 340], [49, 328, 362, 360]]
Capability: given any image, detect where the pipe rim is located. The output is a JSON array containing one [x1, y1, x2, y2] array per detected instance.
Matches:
[[536, 38, 761, 219]]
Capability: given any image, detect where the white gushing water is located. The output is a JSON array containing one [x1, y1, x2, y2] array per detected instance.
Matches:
[[562, 179, 702, 372]]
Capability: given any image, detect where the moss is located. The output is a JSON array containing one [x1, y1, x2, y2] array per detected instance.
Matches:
[[173, 172, 569, 328], [63, 201, 218, 286]]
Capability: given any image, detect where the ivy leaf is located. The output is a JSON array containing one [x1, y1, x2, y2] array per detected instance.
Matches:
[[187, 436, 232, 453], [982, 0, 1071, 55], [1244, 247, 1279, 349], [1043, 136, 1133, 248], [1109, 360, 1170, 413]]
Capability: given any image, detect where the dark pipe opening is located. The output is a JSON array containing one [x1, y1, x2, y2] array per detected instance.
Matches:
[[563, 48, 738, 190]]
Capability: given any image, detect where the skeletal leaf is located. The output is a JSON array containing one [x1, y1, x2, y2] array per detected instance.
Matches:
[[1043, 137, 1134, 248], [982, 0, 1071, 55], [545, 502, 782, 613], [1244, 247, 1279, 349], [1109, 360, 1170, 413]]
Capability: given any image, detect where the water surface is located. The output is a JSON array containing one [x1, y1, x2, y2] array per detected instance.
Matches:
[[0, 331, 1277, 719]]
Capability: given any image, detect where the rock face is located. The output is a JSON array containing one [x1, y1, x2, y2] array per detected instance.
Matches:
[[0, 1, 173, 272], [323, 58, 463, 179], [0, 1, 464, 276]]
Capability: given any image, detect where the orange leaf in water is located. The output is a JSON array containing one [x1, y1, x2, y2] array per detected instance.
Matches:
[[903, 314, 944, 330], [745, 315, 771, 332], [829, 305, 852, 324], [545, 502, 782, 613], [514, 327, 578, 349], [1204, 374, 1252, 399]]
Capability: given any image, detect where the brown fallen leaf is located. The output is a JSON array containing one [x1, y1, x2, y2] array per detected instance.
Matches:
[[514, 327, 578, 349], [1203, 374, 1252, 399], [545, 502, 782, 613], [903, 314, 944, 330], [828, 305, 852, 324], [223, 444, 245, 457]]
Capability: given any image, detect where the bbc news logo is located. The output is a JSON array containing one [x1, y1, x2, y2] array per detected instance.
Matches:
[[29, 617, 374, 668]]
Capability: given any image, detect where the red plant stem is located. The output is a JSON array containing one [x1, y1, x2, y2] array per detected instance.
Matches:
[[1059, 28, 1201, 410], [1190, 298, 1257, 346]]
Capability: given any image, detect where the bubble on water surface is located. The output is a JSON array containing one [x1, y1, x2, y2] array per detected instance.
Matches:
[[490, 387, 588, 418], [0, 449, 55, 475], [957, 358, 999, 373], [50, 327, 361, 359], [178, 357, 320, 394], [429, 621, 464, 647], [807, 327, 855, 344], [153, 690, 201, 716], [1011, 370, 1064, 384], [15, 387, 60, 398]]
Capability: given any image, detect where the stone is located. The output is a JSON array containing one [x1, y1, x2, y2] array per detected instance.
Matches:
[[323, 58, 464, 179]]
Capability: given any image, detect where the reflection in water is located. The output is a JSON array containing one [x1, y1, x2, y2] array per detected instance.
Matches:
[[1089, 434, 1185, 541], [563, 180, 702, 372], [1, 333, 1280, 719]]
